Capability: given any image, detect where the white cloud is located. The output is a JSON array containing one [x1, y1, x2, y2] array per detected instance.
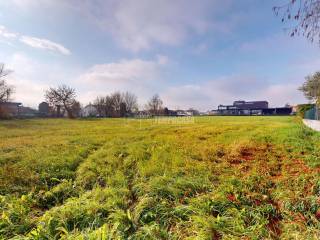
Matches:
[[3, 53, 306, 110], [77, 56, 169, 104], [0, 24, 71, 55], [6, 53, 49, 107], [80, 58, 164, 84], [5, 0, 233, 52], [68, 0, 222, 52], [0, 25, 17, 39], [3, 0, 55, 9], [109, 0, 211, 51], [5, 53, 75, 107], [20, 36, 71, 55]]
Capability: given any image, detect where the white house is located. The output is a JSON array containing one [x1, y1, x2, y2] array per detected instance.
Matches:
[[81, 104, 98, 117]]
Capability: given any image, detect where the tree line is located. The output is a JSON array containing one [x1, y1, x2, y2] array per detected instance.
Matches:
[[43, 85, 165, 118], [93, 91, 138, 118], [0, 63, 166, 119], [3, 61, 320, 119]]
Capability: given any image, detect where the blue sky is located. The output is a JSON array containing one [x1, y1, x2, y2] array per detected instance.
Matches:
[[0, 0, 319, 110]]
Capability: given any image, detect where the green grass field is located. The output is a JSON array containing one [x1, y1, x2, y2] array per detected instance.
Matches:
[[0, 116, 320, 239]]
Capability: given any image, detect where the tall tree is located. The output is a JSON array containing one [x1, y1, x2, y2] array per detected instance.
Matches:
[[147, 94, 163, 116], [120, 102, 127, 117], [123, 91, 138, 114], [71, 101, 82, 118], [274, 0, 320, 44], [45, 85, 77, 118], [94, 91, 138, 118], [104, 95, 115, 117], [111, 92, 123, 117], [299, 71, 320, 104], [94, 96, 107, 117], [0, 64, 14, 103]]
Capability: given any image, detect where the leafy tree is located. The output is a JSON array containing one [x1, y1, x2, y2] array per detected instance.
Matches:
[[0, 64, 14, 103], [274, 0, 320, 44], [299, 72, 320, 104], [45, 85, 77, 118], [147, 94, 163, 116]]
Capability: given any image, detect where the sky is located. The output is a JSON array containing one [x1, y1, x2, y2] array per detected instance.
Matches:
[[0, 0, 319, 111]]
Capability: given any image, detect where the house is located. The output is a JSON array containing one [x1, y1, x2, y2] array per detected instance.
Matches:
[[214, 100, 292, 116], [186, 109, 200, 116], [19, 106, 38, 117], [0, 102, 39, 118], [81, 104, 98, 117], [38, 102, 50, 117], [0, 102, 22, 117], [176, 110, 188, 116]]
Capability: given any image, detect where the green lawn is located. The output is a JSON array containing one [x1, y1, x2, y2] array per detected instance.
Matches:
[[0, 116, 319, 239]]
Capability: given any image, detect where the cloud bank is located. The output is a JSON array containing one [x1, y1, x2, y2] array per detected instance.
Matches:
[[6, 0, 224, 52]]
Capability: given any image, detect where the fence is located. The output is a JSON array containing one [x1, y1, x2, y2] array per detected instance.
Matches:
[[304, 105, 320, 120]]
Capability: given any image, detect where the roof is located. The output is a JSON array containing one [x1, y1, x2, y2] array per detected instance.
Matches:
[[0, 102, 22, 106]]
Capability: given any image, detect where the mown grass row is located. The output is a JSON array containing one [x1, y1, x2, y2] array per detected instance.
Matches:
[[0, 117, 319, 239]]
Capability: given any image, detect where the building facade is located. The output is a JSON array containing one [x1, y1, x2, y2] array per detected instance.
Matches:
[[215, 100, 292, 116]]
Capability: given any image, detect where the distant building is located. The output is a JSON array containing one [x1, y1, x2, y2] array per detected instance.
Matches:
[[214, 100, 292, 116], [186, 109, 200, 116], [134, 110, 152, 118], [0, 102, 39, 118], [176, 110, 188, 116], [291, 105, 298, 115], [38, 102, 50, 117], [0, 102, 22, 118], [19, 106, 38, 117], [81, 104, 98, 117]]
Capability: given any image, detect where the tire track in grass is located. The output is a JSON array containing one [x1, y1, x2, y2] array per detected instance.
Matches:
[[222, 139, 320, 239]]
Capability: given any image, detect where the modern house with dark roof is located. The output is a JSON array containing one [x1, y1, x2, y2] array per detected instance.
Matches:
[[213, 100, 292, 116]]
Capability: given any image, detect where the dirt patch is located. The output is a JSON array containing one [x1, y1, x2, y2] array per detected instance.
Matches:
[[267, 216, 282, 238], [211, 230, 222, 240], [228, 145, 265, 165]]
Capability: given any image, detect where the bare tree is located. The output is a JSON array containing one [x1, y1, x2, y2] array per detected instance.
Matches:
[[147, 94, 163, 116], [0, 64, 14, 103], [94, 96, 106, 117], [45, 85, 77, 118], [123, 91, 138, 114], [111, 91, 123, 117], [120, 102, 127, 117], [71, 101, 82, 118], [105, 95, 115, 117], [94, 95, 117, 117], [93, 91, 138, 118], [274, 0, 320, 44]]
